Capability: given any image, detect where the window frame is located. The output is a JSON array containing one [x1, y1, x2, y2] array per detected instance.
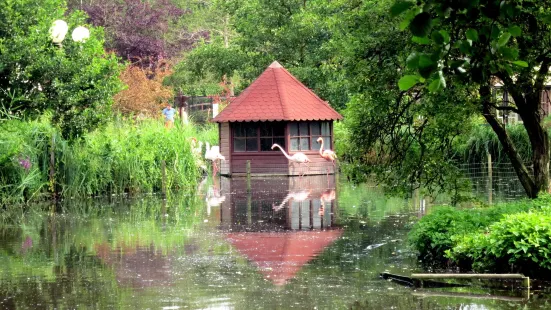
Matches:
[[232, 122, 286, 153], [289, 121, 332, 152]]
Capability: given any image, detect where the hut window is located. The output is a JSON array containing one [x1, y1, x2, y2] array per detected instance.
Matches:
[[233, 122, 285, 152], [290, 122, 331, 151], [260, 122, 286, 151], [233, 123, 258, 152]]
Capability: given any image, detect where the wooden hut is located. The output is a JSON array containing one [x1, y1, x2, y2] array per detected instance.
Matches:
[[212, 61, 343, 176]]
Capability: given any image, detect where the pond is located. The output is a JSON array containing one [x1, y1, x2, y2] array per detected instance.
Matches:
[[1, 174, 550, 309]]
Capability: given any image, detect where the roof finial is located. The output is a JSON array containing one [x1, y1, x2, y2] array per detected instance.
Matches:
[[269, 61, 283, 68]]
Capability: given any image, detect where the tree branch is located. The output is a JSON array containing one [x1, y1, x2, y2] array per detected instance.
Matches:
[[493, 104, 520, 114]]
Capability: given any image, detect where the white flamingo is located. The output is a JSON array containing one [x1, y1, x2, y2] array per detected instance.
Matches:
[[272, 190, 311, 212], [271, 143, 310, 176], [206, 185, 226, 215], [205, 142, 226, 175]]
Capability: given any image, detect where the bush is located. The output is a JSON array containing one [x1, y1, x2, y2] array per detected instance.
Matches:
[[447, 209, 551, 277], [408, 198, 542, 266]]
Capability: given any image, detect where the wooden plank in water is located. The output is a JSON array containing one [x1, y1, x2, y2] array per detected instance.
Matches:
[[412, 291, 528, 302], [411, 273, 530, 288], [411, 273, 526, 279]]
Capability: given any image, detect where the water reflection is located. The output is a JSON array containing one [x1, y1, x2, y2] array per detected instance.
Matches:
[[0, 176, 550, 309], [217, 175, 342, 286]]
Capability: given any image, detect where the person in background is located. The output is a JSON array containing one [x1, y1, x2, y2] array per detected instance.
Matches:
[[162, 104, 176, 129]]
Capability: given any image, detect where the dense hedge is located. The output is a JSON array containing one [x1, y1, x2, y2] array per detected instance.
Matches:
[[409, 195, 551, 277]]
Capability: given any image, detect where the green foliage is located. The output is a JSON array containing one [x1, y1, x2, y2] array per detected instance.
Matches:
[[447, 206, 551, 277], [409, 197, 542, 266], [453, 123, 533, 163], [392, 0, 551, 90], [0, 117, 212, 204], [0, 0, 122, 139]]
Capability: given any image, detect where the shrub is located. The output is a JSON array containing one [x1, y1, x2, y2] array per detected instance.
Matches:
[[409, 198, 540, 266], [447, 210, 551, 277]]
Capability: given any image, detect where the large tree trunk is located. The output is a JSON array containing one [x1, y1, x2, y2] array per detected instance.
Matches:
[[521, 100, 550, 196], [480, 86, 540, 198]]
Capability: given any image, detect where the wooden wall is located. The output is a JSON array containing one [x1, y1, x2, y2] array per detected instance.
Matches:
[[221, 121, 338, 176], [219, 123, 231, 175]]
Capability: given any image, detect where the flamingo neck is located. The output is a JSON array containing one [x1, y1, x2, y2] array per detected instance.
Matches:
[[273, 144, 292, 160], [319, 139, 324, 155]]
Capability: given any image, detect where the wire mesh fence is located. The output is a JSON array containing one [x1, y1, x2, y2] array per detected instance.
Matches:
[[456, 161, 530, 201], [217, 158, 530, 202]]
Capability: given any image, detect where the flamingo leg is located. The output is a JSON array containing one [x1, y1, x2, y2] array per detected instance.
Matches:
[[212, 160, 218, 176]]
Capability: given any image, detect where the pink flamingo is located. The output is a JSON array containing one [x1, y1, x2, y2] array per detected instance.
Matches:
[[317, 137, 337, 183], [271, 143, 310, 176], [205, 142, 226, 175], [317, 137, 337, 166]]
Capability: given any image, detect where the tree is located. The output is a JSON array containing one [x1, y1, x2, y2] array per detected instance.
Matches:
[[114, 61, 174, 116], [0, 0, 122, 139], [168, 0, 341, 105], [310, 0, 476, 198], [392, 0, 551, 198], [71, 0, 203, 66]]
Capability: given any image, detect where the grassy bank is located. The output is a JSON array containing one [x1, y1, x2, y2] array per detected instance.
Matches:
[[0, 116, 217, 205], [409, 195, 551, 278]]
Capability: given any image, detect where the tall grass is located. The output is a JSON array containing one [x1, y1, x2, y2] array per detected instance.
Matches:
[[0, 116, 218, 204], [453, 123, 533, 163]]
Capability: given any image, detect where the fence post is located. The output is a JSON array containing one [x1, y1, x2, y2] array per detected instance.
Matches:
[[246, 160, 251, 192], [487, 152, 493, 205], [161, 160, 167, 198], [49, 134, 56, 202]]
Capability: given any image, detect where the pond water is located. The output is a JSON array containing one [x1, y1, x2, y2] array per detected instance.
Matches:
[[1, 174, 550, 309]]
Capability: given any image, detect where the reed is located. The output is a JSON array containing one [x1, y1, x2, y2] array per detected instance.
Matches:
[[0, 116, 216, 205]]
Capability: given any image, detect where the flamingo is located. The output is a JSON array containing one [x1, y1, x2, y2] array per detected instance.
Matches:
[[317, 137, 337, 183], [190, 138, 207, 173], [271, 143, 310, 176], [190, 137, 203, 156], [316, 137, 337, 166], [206, 185, 226, 215], [272, 190, 311, 212], [319, 189, 336, 216], [205, 142, 226, 175]]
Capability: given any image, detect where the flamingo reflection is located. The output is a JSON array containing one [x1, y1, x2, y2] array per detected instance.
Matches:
[[272, 190, 311, 212]]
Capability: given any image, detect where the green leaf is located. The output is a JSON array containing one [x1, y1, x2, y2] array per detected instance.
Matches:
[[497, 32, 511, 47], [466, 29, 478, 42], [418, 54, 437, 78], [459, 40, 472, 55], [431, 31, 445, 44], [399, 19, 411, 31], [428, 78, 442, 92], [512, 60, 528, 67], [439, 30, 450, 44], [406, 52, 420, 69], [508, 25, 522, 37], [498, 46, 519, 60], [412, 36, 431, 44], [398, 75, 420, 90], [390, 1, 415, 17], [409, 12, 432, 37], [491, 25, 500, 39]]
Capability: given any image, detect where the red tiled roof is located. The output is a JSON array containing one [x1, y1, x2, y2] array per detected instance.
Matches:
[[212, 61, 343, 123]]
